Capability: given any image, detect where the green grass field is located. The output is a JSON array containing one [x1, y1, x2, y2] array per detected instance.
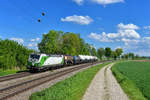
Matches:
[[29, 63, 110, 100], [112, 61, 150, 100]]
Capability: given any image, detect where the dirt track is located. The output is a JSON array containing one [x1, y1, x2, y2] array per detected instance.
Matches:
[[82, 64, 129, 100], [134, 60, 150, 62]]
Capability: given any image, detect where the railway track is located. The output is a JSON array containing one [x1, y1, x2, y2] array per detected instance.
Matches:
[[0, 60, 112, 83], [0, 72, 33, 82], [0, 62, 101, 100]]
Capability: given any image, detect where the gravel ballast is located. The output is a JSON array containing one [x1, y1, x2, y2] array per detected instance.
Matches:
[[0, 64, 89, 89], [5, 63, 102, 100]]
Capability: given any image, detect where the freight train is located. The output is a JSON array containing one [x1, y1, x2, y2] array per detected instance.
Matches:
[[27, 53, 98, 71]]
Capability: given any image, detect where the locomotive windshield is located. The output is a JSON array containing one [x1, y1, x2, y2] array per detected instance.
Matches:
[[30, 54, 40, 60]]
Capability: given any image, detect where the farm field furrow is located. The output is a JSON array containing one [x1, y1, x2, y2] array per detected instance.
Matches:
[[114, 61, 150, 100]]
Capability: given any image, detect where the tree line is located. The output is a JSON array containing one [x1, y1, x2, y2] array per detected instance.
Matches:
[[97, 47, 141, 60], [0, 39, 34, 70], [97, 47, 122, 60], [0, 30, 144, 70], [38, 30, 97, 56]]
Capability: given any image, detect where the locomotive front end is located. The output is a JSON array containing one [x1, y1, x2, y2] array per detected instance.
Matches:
[[27, 54, 42, 71]]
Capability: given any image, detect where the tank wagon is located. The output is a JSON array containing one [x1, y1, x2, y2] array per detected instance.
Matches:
[[27, 53, 98, 71], [64, 55, 74, 65]]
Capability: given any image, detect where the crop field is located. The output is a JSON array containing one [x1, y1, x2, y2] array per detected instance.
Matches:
[[29, 63, 110, 100], [113, 61, 150, 100]]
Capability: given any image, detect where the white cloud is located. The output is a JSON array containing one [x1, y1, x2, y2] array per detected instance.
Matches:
[[122, 38, 139, 46], [30, 38, 40, 42], [89, 23, 150, 56], [73, 0, 84, 5], [143, 37, 150, 40], [144, 26, 150, 29], [28, 43, 33, 47], [123, 37, 150, 56], [118, 29, 140, 39], [61, 15, 93, 25], [118, 23, 139, 30], [10, 38, 24, 44], [91, 0, 124, 5], [28, 43, 37, 47], [118, 23, 140, 39], [88, 32, 112, 42], [88, 23, 140, 44], [115, 46, 122, 49]]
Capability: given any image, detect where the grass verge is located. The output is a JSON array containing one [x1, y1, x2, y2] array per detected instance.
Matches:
[[0, 69, 27, 77], [0, 70, 19, 77], [29, 62, 110, 100], [111, 62, 147, 100]]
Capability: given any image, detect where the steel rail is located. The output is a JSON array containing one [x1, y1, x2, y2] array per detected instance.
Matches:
[[0, 62, 100, 100]]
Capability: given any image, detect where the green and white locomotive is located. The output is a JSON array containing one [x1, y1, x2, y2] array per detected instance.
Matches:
[[27, 54, 64, 71]]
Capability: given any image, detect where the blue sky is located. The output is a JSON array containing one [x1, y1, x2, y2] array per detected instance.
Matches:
[[0, 0, 150, 56]]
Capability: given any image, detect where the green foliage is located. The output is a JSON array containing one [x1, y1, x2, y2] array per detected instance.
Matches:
[[0, 70, 18, 76], [38, 30, 93, 56], [0, 39, 34, 70], [115, 48, 123, 57], [62, 32, 81, 55], [105, 47, 112, 59], [90, 47, 97, 56], [29, 63, 110, 100], [111, 51, 117, 60], [113, 61, 150, 100], [128, 53, 135, 59], [80, 43, 91, 55], [0, 69, 28, 76], [121, 53, 137, 60], [38, 30, 63, 54], [97, 48, 105, 59]]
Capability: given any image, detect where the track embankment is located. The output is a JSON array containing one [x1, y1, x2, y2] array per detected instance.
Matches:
[[0, 62, 103, 100], [0, 72, 32, 82], [82, 63, 129, 100]]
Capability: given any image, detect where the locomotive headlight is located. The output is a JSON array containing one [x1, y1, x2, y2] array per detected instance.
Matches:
[[32, 63, 35, 66], [38, 63, 41, 67]]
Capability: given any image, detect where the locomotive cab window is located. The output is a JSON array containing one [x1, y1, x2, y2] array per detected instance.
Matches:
[[30, 54, 40, 60]]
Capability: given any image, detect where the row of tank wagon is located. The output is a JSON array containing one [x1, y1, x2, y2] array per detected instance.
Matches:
[[27, 53, 98, 71]]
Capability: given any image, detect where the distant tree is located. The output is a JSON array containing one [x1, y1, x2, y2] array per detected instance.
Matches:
[[135, 54, 139, 59], [115, 48, 123, 59], [121, 55, 124, 59], [97, 48, 105, 60], [90, 47, 97, 56], [129, 53, 135, 59], [124, 54, 129, 59], [105, 47, 112, 59], [111, 51, 117, 60]]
